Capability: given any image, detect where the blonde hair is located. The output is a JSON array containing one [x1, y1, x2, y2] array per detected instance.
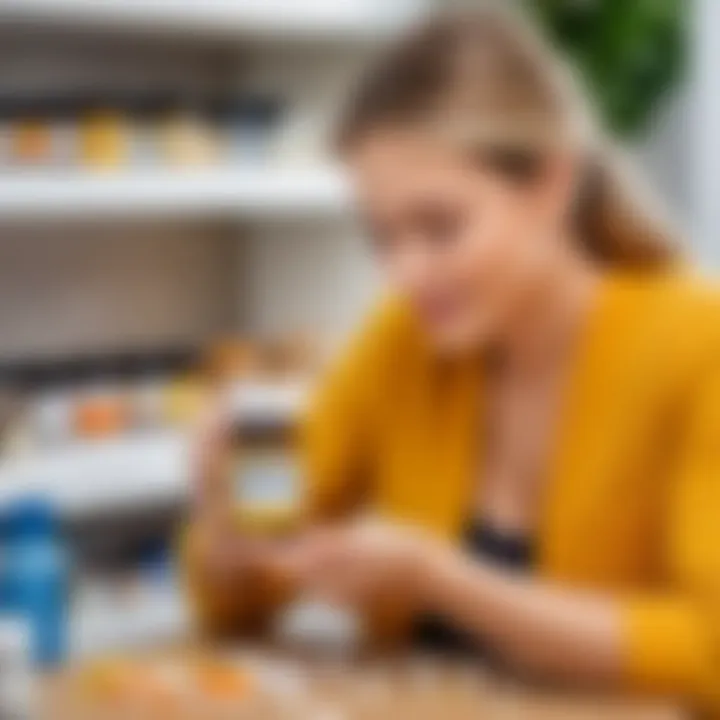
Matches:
[[337, 2, 678, 269]]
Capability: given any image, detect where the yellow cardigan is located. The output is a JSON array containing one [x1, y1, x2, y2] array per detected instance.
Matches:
[[186, 272, 720, 708]]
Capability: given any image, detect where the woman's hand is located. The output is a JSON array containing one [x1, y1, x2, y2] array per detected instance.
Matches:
[[190, 394, 236, 581], [191, 393, 283, 583], [192, 391, 233, 522], [282, 518, 447, 608], [190, 392, 297, 586]]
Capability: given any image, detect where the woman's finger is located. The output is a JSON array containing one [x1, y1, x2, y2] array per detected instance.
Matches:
[[276, 529, 376, 605], [277, 527, 347, 579], [191, 390, 234, 519]]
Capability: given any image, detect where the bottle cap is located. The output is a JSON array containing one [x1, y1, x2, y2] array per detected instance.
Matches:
[[4, 497, 58, 539]]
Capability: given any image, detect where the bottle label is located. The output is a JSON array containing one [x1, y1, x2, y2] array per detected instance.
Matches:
[[234, 451, 299, 514]]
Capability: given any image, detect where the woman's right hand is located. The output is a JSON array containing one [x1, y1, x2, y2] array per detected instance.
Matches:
[[186, 396, 291, 637], [190, 392, 292, 586]]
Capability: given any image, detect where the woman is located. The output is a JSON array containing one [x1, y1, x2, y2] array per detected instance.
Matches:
[[187, 3, 720, 713]]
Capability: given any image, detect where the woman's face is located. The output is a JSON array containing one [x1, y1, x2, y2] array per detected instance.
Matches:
[[348, 129, 577, 354]]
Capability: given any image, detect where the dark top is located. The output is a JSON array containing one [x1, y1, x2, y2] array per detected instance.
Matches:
[[414, 520, 533, 654]]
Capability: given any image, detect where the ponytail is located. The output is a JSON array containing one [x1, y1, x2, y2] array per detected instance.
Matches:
[[575, 148, 679, 269]]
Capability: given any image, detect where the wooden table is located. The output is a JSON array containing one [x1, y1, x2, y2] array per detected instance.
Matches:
[[42, 647, 684, 720]]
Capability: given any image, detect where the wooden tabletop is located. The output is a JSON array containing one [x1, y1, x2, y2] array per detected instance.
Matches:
[[42, 648, 684, 720]]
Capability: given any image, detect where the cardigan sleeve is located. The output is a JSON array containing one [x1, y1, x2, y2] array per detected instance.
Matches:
[[621, 359, 720, 705]]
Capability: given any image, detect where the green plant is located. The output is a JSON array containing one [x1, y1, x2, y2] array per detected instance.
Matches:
[[526, 0, 685, 137]]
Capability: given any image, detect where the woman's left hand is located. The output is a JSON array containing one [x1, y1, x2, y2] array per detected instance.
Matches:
[[281, 518, 445, 607]]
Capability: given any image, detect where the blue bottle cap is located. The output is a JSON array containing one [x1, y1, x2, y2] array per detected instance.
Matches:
[[4, 497, 58, 539]]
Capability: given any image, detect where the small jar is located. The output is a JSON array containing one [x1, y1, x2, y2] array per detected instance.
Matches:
[[126, 94, 166, 168], [204, 339, 260, 385], [48, 96, 80, 168], [73, 357, 129, 439], [11, 98, 53, 168], [80, 96, 130, 170], [126, 353, 165, 431], [159, 95, 218, 168], [133, 349, 204, 430], [28, 362, 78, 448], [230, 395, 302, 536], [164, 373, 206, 428]]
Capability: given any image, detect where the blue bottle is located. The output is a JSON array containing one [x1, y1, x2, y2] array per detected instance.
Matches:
[[0, 506, 7, 610], [2, 498, 70, 668]]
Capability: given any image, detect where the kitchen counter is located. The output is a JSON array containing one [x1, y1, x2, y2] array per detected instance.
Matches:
[[40, 646, 685, 720]]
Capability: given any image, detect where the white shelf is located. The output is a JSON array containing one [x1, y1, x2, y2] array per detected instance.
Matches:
[[0, 167, 350, 222], [0, 0, 426, 42], [0, 433, 190, 517], [0, 381, 310, 517]]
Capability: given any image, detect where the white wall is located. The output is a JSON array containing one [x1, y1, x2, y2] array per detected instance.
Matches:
[[636, 92, 690, 234], [691, 0, 719, 267], [0, 223, 238, 359], [239, 221, 379, 343], [235, 44, 382, 343]]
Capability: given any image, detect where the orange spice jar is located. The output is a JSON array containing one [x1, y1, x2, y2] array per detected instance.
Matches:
[[11, 98, 53, 167], [73, 358, 129, 439]]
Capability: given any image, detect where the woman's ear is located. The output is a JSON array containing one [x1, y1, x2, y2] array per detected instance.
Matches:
[[533, 151, 583, 233]]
